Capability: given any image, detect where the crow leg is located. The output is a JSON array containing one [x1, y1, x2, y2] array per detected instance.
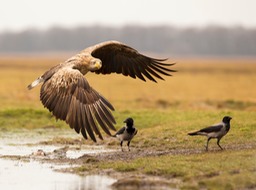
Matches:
[[120, 141, 123, 152], [217, 138, 223, 150], [205, 137, 212, 151], [127, 141, 131, 151]]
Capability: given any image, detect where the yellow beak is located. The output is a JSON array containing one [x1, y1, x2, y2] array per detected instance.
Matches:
[[94, 61, 102, 69]]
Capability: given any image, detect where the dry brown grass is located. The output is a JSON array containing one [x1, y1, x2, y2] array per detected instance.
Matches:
[[0, 56, 255, 110]]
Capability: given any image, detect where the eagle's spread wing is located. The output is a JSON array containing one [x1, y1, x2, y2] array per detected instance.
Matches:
[[87, 41, 176, 82], [40, 67, 116, 142]]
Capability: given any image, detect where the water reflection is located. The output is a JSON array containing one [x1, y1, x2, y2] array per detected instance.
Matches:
[[0, 159, 116, 190]]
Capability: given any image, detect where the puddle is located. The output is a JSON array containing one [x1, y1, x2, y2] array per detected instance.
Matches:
[[0, 159, 116, 190], [0, 144, 56, 157], [0, 129, 116, 159], [0, 130, 118, 189]]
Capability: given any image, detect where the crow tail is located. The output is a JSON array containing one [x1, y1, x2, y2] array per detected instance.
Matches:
[[188, 131, 198, 136]]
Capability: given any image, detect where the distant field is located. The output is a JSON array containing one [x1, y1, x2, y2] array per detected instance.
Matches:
[[0, 56, 256, 189], [0, 56, 256, 110]]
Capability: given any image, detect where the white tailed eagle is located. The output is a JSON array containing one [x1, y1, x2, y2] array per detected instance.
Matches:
[[28, 41, 176, 142]]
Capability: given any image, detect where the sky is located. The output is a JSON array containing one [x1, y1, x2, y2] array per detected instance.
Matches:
[[0, 0, 255, 32]]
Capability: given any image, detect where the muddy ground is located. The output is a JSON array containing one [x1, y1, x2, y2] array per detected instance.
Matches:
[[0, 129, 177, 190], [0, 143, 181, 190], [1, 131, 255, 190]]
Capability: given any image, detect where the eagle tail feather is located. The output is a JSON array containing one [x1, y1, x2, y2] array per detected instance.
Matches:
[[27, 77, 44, 90]]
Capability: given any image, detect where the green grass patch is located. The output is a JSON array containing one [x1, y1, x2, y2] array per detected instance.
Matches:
[[99, 149, 256, 189], [112, 108, 256, 151], [69, 108, 255, 189], [0, 108, 66, 130]]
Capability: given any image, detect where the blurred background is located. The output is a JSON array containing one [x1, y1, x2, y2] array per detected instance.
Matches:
[[1, 0, 256, 110], [0, 0, 256, 57]]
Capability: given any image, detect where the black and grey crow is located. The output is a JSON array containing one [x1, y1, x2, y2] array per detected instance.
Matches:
[[188, 116, 232, 151], [112, 118, 138, 151]]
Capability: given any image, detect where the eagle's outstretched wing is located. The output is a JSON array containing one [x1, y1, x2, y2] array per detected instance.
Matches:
[[40, 67, 116, 142], [85, 41, 176, 82]]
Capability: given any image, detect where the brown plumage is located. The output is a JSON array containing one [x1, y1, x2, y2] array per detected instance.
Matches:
[[28, 40, 176, 142]]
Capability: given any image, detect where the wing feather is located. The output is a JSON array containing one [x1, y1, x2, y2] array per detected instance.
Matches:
[[148, 63, 172, 76], [145, 66, 165, 80], [96, 103, 116, 131], [83, 104, 96, 141], [151, 61, 176, 72], [99, 95, 115, 111], [88, 104, 103, 139], [80, 106, 89, 139], [93, 106, 112, 136], [40, 67, 116, 142], [132, 62, 146, 81]]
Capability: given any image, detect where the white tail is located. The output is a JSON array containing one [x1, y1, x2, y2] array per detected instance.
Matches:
[[27, 77, 44, 90]]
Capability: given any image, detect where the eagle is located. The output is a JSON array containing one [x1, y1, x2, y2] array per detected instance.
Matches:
[[28, 40, 176, 142]]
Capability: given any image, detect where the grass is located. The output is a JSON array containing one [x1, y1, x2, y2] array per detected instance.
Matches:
[[0, 56, 256, 189], [99, 149, 256, 189], [0, 108, 65, 130]]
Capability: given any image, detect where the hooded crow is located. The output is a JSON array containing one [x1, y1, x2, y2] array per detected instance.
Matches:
[[112, 118, 138, 151], [188, 116, 232, 151]]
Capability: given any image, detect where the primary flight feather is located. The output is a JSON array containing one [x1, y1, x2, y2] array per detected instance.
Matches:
[[28, 40, 176, 142]]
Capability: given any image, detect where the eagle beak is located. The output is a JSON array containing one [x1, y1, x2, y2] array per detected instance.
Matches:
[[94, 60, 102, 69]]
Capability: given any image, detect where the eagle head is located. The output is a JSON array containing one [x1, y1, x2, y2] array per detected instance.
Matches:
[[89, 58, 102, 71]]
